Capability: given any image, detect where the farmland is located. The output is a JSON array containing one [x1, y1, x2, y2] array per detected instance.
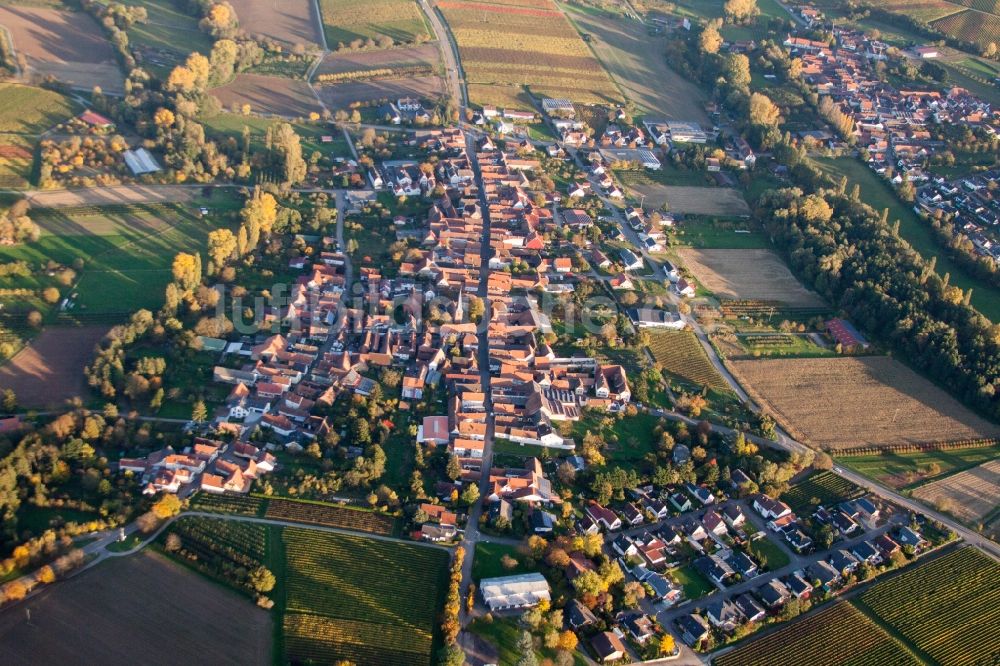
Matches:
[[282, 528, 448, 666], [0, 325, 107, 408], [666, 216, 772, 250], [318, 0, 431, 49], [0, 6, 125, 93], [857, 547, 1000, 666], [932, 9, 1000, 47], [562, 3, 709, 122], [714, 601, 918, 666], [438, 0, 620, 108], [316, 43, 441, 76], [912, 459, 1000, 524], [837, 441, 1000, 489], [265, 496, 399, 535], [780, 471, 863, 511], [646, 329, 731, 393], [229, 0, 322, 49], [879, 0, 965, 22], [189, 492, 266, 516], [624, 182, 749, 215], [0, 83, 77, 187], [315, 75, 445, 110], [728, 356, 1000, 449], [676, 249, 824, 307], [211, 74, 321, 118], [0, 551, 272, 665]]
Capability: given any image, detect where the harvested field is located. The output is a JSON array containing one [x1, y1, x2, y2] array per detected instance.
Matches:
[[439, 0, 619, 107], [211, 74, 320, 118], [316, 43, 441, 75], [626, 183, 749, 215], [912, 459, 1000, 524], [25, 185, 201, 208], [316, 75, 444, 109], [563, 4, 709, 122], [676, 248, 824, 306], [229, 0, 321, 48], [467, 83, 536, 111], [728, 356, 1000, 449], [0, 551, 271, 666], [0, 326, 106, 407], [0, 6, 124, 93]]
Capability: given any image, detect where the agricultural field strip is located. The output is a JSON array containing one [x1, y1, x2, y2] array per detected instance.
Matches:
[[857, 548, 1000, 666], [728, 356, 1000, 449], [714, 601, 919, 666], [281, 527, 447, 666], [911, 458, 1000, 524], [646, 329, 731, 393], [780, 471, 863, 511]]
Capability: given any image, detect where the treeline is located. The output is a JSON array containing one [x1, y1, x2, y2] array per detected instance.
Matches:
[[315, 64, 434, 85], [755, 180, 1000, 420]]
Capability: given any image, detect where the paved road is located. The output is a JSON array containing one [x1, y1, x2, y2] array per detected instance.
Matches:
[[457, 130, 497, 627], [421, 0, 467, 115]]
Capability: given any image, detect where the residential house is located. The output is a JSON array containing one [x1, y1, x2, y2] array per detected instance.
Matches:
[[586, 501, 623, 531], [591, 632, 627, 663], [705, 599, 743, 632]]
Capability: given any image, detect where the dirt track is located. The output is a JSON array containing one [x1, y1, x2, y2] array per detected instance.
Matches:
[[0, 551, 272, 666], [0, 326, 107, 408]]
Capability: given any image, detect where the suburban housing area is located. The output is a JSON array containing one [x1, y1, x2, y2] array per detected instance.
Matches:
[[0, 0, 998, 665]]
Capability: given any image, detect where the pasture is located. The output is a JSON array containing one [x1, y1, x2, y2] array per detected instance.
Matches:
[[837, 442, 1000, 489], [857, 547, 1000, 666], [562, 4, 709, 122], [0, 6, 125, 93], [282, 528, 448, 666], [728, 356, 1000, 450], [319, 0, 431, 48], [119, 0, 212, 76], [714, 601, 918, 666], [676, 248, 824, 307], [0, 83, 77, 188], [646, 329, 731, 393], [626, 183, 749, 215], [0, 325, 106, 407], [0, 196, 239, 315], [439, 0, 620, 107], [211, 74, 320, 118], [229, 0, 322, 49], [315, 75, 445, 109], [0, 551, 272, 665], [912, 459, 1000, 524]]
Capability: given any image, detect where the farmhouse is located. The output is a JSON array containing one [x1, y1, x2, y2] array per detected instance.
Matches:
[[480, 573, 551, 611]]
